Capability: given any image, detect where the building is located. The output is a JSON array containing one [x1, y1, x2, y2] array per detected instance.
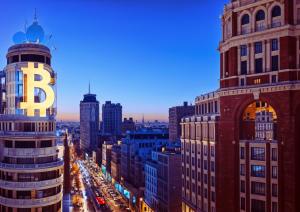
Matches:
[[102, 101, 122, 137], [122, 117, 135, 134], [182, 1, 300, 212], [144, 152, 158, 210], [144, 146, 182, 212], [101, 141, 113, 180], [120, 129, 169, 210], [80, 86, 99, 152], [0, 17, 63, 211], [169, 102, 194, 142], [111, 143, 122, 182]]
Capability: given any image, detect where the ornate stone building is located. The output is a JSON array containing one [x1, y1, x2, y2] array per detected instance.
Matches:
[[181, 0, 300, 212]]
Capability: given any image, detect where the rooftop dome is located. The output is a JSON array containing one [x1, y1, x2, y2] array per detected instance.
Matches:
[[12, 12, 50, 45]]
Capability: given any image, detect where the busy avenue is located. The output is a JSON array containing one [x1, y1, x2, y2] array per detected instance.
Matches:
[[71, 159, 130, 212]]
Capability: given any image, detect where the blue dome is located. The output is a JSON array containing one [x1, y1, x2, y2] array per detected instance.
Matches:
[[26, 21, 45, 43], [12, 31, 26, 44]]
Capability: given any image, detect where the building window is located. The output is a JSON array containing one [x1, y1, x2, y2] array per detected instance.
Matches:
[[272, 166, 278, 178], [255, 58, 263, 73], [241, 14, 250, 25], [240, 164, 245, 176], [241, 180, 245, 193], [251, 199, 266, 212], [272, 148, 277, 161], [271, 56, 279, 71], [251, 147, 265, 161], [240, 45, 247, 56], [204, 174, 208, 184], [204, 188, 208, 198], [210, 161, 215, 172], [204, 160, 208, 170], [256, 10, 265, 21], [272, 184, 278, 197], [240, 147, 245, 159], [241, 61, 247, 75], [251, 182, 266, 195], [255, 42, 263, 54], [251, 165, 265, 178], [211, 146, 215, 157], [272, 6, 281, 18], [272, 202, 278, 212], [211, 191, 215, 202], [240, 78, 245, 86], [241, 197, 246, 210], [271, 75, 277, 83], [271, 39, 279, 51], [211, 176, 215, 187]]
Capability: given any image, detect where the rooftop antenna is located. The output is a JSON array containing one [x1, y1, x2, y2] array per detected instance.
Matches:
[[88, 82, 91, 94]]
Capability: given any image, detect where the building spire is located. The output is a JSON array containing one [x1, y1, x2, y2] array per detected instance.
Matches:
[[34, 8, 38, 22], [88, 82, 91, 94]]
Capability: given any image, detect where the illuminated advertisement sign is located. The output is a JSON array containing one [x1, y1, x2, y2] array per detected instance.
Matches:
[[19, 62, 55, 117]]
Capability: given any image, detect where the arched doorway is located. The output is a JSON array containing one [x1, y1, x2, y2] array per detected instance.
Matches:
[[240, 100, 277, 141], [238, 100, 278, 212]]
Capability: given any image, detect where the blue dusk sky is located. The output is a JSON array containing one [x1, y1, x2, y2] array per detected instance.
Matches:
[[0, 0, 228, 121]]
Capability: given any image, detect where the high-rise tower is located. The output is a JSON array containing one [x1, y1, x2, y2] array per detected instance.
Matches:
[[80, 85, 99, 152], [102, 101, 122, 137], [0, 17, 63, 211]]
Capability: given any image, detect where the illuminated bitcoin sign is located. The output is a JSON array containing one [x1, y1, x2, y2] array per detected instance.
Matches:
[[20, 62, 55, 117]]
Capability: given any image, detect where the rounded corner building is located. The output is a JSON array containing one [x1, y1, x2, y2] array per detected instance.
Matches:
[[0, 18, 63, 212]]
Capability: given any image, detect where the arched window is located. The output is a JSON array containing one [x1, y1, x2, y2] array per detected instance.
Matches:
[[272, 6, 281, 17], [256, 10, 265, 21], [241, 14, 250, 25]]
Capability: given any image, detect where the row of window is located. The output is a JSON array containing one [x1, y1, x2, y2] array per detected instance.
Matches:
[[0, 201, 61, 212], [196, 101, 219, 115], [7, 54, 51, 66], [0, 121, 55, 132], [184, 180, 215, 201], [240, 147, 277, 161], [4, 139, 53, 148], [240, 164, 277, 179], [241, 39, 279, 57], [241, 198, 278, 212], [3, 156, 58, 164], [0, 170, 60, 182]]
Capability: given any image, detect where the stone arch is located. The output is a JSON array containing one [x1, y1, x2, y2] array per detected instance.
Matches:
[[268, 2, 284, 27], [238, 10, 252, 34], [231, 94, 282, 141], [252, 6, 268, 32]]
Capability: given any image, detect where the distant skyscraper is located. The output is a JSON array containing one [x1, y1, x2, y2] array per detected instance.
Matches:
[[80, 85, 99, 152], [0, 17, 63, 211], [121, 117, 135, 134], [102, 101, 122, 137], [169, 101, 194, 142]]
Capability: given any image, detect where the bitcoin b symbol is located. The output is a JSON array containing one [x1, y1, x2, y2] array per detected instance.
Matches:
[[20, 62, 55, 117]]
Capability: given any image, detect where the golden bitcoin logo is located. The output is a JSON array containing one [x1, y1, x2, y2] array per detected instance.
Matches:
[[20, 62, 55, 117]]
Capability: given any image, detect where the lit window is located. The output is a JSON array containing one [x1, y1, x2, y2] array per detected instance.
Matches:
[[251, 147, 265, 160], [251, 165, 265, 177]]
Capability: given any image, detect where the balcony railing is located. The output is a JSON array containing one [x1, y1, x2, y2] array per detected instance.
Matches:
[[3, 146, 59, 157], [0, 191, 62, 208], [0, 159, 64, 170], [0, 175, 63, 190]]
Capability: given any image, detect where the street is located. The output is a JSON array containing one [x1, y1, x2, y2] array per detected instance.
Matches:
[[71, 159, 130, 212]]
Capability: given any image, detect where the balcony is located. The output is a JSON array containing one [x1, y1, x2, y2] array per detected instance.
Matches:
[[3, 146, 59, 158], [0, 159, 64, 171], [0, 191, 62, 208], [0, 175, 63, 190]]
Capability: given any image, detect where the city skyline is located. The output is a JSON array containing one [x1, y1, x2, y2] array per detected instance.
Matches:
[[0, 0, 227, 121]]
